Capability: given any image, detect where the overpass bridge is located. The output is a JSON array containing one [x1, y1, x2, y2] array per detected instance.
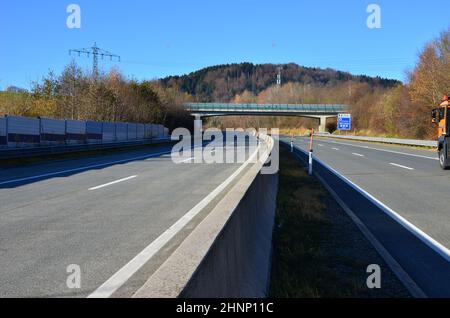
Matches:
[[184, 103, 349, 132]]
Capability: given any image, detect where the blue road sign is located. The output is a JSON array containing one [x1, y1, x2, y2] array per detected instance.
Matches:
[[338, 114, 351, 131]]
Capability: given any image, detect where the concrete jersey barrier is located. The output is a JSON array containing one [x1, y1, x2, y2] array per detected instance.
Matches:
[[134, 134, 278, 298]]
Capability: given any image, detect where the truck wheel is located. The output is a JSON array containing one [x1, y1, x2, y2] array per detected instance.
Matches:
[[439, 149, 450, 170]]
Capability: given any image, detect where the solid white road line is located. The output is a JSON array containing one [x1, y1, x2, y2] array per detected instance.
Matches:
[[0, 150, 172, 186], [315, 138, 438, 161], [89, 176, 138, 191], [87, 145, 262, 298], [313, 169, 427, 298], [352, 153, 365, 157], [291, 142, 450, 262], [389, 163, 415, 171]]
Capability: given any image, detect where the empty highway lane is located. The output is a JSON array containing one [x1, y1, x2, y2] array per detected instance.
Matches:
[[0, 141, 256, 297], [283, 136, 450, 252]]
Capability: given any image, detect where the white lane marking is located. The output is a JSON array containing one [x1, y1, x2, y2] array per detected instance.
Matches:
[[176, 150, 216, 164], [289, 142, 443, 298], [291, 142, 450, 263], [332, 148, 340, 151], [87, 144, 263, 298], [313, 167, 426, 298], [352, 153, 365, 157], [177, 157, 194, 163], [316, 138, 438, 161], [318, 144, 324, 147], [0, 150, 172, 186], [389, 163, 415, 171], [89, 176, 138, 191]]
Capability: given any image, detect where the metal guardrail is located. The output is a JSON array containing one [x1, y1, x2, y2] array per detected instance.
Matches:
[[315, 133, 437, 148], [185, 103, 349, 113], [0, 137, 172, 160]]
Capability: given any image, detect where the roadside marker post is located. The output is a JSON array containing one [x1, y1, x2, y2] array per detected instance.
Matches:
[[309, 130, 314, 176], [290, 134, 294, 153]]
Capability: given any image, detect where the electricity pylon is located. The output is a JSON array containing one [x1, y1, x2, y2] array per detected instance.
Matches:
[[69, 42, 121, 79], [276, 66, 282, 86]]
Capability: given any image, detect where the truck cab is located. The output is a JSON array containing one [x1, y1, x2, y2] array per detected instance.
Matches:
[[432, 104, 450, 169]]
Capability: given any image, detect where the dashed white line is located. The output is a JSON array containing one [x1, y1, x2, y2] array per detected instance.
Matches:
[[89, 175, 138, 191], [332, 148, 340, 151], [352, 153, 365, 157], [176, 149, 216, 164], [315, 139, 438, 161], [389, 163, 415, 171], [0, 150, 171, 186], [88, 145, 262, 298], [177, 157, 194, 163]]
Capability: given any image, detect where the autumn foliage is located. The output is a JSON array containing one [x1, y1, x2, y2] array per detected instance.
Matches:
[[0, 62, 193, 131]]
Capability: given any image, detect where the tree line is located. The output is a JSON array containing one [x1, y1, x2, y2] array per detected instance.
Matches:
[[161, 62, 400, 102], [0, 62, 194, 131]]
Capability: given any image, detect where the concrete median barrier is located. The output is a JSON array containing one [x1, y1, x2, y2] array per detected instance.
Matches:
[[133, 135, 278, 298]]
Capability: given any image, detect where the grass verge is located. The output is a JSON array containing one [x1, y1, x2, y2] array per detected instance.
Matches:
[[269, 147, 411, 298]]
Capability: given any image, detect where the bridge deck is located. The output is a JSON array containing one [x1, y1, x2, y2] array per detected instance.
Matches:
[[185, 103, 348, 113]]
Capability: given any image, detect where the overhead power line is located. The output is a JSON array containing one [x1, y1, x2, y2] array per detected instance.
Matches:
[[69, 42, 121, 79]]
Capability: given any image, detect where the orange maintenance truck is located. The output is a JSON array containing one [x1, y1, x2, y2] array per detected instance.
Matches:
[[432, 95, 450, 169]]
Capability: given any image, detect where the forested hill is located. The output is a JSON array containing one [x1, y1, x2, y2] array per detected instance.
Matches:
[[160, 63, 401, 102]]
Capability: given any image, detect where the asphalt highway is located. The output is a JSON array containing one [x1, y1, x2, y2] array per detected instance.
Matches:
[[283, 136, 450, 250], [0, 140, 256, 297]]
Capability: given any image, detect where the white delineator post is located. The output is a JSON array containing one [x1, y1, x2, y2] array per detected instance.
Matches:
[[309, 130, 314, 176], [290, 135, 294, 153]]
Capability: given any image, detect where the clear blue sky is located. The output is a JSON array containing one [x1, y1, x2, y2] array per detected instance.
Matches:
[[1, 0, 449, 90]]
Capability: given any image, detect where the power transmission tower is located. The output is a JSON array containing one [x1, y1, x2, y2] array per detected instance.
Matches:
[[276, 66, 282, 86], [69, 42, 121, 79]]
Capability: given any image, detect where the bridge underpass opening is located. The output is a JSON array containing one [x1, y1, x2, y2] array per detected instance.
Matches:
[[186, 103, 348, 133]]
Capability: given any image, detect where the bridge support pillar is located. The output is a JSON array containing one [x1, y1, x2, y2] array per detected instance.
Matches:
[[318, 116, 328, 133], [192, 115, 203, 162], [193, 114, 203, 131]]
